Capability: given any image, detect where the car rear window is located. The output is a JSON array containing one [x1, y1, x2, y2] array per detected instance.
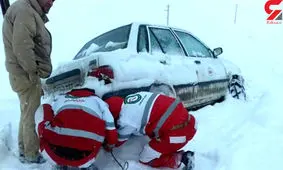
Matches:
[[74, 24, 131, 60]]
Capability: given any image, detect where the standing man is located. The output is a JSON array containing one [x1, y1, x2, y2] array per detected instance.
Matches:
[[2, 0, 55, 163], [105, 92, 197, 170]]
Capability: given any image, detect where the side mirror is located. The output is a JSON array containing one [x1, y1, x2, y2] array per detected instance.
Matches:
[[213, 47, 223, 58]]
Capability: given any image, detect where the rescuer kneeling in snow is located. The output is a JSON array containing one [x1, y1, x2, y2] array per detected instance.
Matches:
[[105, 91, 197, 170], [35, 88, 118, 170]]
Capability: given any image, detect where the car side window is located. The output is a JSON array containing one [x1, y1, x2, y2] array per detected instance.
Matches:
[[149, 27, 185, 56], [137, 25, 149, 53], [174, 31, 212, 58], [74, 25, 131, 59], [149, 29, 164, 54]]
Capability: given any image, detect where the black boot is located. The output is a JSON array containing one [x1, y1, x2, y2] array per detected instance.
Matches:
[[181, 151, 195, 170], [18, 150, 26, 163], [25, 153, 46, 164]]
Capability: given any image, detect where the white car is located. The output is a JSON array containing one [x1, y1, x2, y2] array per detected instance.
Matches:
[[43, 22, 245, 109]]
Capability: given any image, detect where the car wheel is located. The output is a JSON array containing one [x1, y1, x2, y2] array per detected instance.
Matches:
[[149, 84, 176, 98], [228, 75, 246, 100]]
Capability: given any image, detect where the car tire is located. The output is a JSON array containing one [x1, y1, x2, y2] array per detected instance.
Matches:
[[149, 84, 176, 98], [228, 75, 246, 100]]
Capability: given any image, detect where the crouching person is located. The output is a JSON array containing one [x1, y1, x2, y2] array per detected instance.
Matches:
[[105, 91, 197, 170], [35, 88, 118, 170]]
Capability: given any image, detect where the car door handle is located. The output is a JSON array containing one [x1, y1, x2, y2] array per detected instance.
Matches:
[[194, 60, 201, 64]]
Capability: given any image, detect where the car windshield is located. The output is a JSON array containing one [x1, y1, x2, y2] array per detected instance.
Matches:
[[74, 24, 131, 60]]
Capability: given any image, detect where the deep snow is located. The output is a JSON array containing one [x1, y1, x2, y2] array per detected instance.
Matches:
[[1, 0, 283, 170]]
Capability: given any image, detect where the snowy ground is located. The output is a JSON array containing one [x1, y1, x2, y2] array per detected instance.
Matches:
[[1, 0, 283, 170]]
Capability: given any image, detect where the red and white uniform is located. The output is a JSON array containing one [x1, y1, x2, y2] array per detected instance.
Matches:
[[106, 91, 197, 169], [35, 89, 117, 168]]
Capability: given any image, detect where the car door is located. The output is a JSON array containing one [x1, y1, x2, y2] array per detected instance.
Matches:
[[139, 25, 199, 107], [173, 30, 228, 103]]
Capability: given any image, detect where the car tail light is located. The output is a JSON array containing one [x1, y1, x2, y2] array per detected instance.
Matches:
[[88, 65, 114, 84]]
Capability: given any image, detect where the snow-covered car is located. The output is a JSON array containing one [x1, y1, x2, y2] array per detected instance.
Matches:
[[43, 22, 245, 109]]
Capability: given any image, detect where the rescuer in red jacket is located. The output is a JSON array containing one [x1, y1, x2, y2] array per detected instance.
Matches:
[[35, 88, 118, 170], [105, 91, 197, 170]]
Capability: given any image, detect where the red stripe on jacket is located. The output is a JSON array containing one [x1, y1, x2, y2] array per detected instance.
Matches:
[[145, 95, 189, 137]]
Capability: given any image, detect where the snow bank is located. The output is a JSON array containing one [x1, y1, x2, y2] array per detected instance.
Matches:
[[0, 123, 12, 160]]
